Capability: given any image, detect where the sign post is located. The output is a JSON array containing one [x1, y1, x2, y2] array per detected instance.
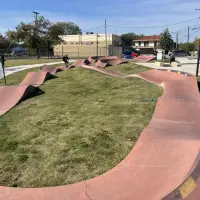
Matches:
[[0, 54, 6, 85], [196, 43, 200, 77]]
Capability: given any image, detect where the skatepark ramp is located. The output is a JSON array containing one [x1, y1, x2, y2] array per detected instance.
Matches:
[[71, 56, 126, 68], [0, 66, 67, 116], [0, 64, 200, 199], [134, 55, 156, 62], [0, 58, 200, 200]]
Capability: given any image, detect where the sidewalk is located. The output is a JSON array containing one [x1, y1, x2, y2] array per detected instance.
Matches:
[[0, 60, 75, 79], [137, 58, 198, 76]]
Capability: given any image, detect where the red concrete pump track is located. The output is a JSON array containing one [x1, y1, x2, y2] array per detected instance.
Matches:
[[0, 57, 200, 200]]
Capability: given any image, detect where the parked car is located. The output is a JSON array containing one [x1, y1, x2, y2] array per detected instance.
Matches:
[[122, 50, 140, 58], [131, 51, 140, 58], [172, 50, 191, 57]]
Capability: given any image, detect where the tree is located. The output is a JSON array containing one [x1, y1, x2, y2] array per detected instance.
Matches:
[[194, 37, 200, 50], [86, 32, 94, 34], [47, 22, 82, 46], [0, 34, 4, 49], [159, 28, 174, 50], [6, 18, 82, 58], [121, 33, 144, 46], [0, 34, 17, 52], [49, 22, 81, 36], [179, 42, 196, 52], [7, 16, 51, 58]]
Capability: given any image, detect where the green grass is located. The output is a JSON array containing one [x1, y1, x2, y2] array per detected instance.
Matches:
[[0, 63, 162, 188], [110, 61, 152, 74], [0, 68, 41, 85], [5, 59, 63, 67]]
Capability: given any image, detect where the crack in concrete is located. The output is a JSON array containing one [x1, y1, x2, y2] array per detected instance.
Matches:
[[85, 182, 93, 200]]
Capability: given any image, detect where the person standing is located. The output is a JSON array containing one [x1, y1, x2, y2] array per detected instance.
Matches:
[[168, 50, 175, 64], [63, 54, 69, 66]]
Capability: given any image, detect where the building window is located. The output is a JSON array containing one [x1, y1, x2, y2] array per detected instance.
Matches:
[[76, 42, 78, 44], [71, 42, 73, 44], [144, 41, 149, 47], [139, 42, 141, 46]]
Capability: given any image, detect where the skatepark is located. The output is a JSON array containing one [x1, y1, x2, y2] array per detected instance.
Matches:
[[0, 56, 200, 200]]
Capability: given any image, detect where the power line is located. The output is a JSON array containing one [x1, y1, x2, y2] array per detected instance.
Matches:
[[169, 27, 187, 34], [107, 17, 200, 29], [169, 19, 200, 35], [193, 17, 200, 28], [82, 25, 104, 33]]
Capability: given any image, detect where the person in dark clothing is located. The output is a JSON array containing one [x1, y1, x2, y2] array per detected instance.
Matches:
[[63, 55, 69, 66], [0, 54, 5, 67], [168, 51, 175, 64]]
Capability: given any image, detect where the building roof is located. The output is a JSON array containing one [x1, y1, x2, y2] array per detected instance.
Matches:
[[134, 35, 160, 41]]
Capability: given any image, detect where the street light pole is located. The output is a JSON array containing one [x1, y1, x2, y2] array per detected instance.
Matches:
[[191, 25, 200, 76], [33, 11, 39, 24], [176, 33, 179, 50], [105, 19, 108, 57], [196, 40, 200, 77], [33, 11, 40, 59], [187, 26, 190, 53]]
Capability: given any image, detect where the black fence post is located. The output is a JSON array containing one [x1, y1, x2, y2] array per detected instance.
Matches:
[[0, 54, 6, 85], [196, 41, 200, 77]]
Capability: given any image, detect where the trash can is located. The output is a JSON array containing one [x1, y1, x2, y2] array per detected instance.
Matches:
[[125, 55, 132, 59]]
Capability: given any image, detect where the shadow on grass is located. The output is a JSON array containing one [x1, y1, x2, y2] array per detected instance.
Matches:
[[19, 87, 45, 104], [197, 81, 200, 92]]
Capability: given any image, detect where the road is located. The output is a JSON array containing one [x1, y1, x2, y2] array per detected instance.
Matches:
[[0, 60, 75, 80]]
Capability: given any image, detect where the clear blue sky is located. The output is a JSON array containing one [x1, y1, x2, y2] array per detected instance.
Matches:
[[0, 0, 200, 42]]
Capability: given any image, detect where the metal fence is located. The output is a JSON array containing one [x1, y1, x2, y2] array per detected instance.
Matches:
[[54, 46, 122, 58], [0, 46, 122, 60]]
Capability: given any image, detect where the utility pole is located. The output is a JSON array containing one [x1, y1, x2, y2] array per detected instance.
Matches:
[[96, 33, 99, 58], [33, 11, 40, 59], [196, 40, 200, 77], [176, 32, 179, 50], [105, 19, 108, 57], [187, 26, 190, 53], [33, 11, 39, 25], [154, 34, 156, 54]]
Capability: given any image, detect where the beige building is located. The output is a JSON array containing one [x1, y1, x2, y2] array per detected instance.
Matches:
[[54, 33, 122, 58]]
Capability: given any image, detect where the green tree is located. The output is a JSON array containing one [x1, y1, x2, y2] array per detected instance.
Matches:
[[0, 34, 17, 52], [6, 18, 82, 58], [121, 33, 144, 46], [194, 37, 200, 50], [159, 28, 174, 50], [46, 21, 82, 46], [49, 22, 81, 36], [7, 16, 51, 58], [179, 42, 196, 52], [0, 34, 4, 49]]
